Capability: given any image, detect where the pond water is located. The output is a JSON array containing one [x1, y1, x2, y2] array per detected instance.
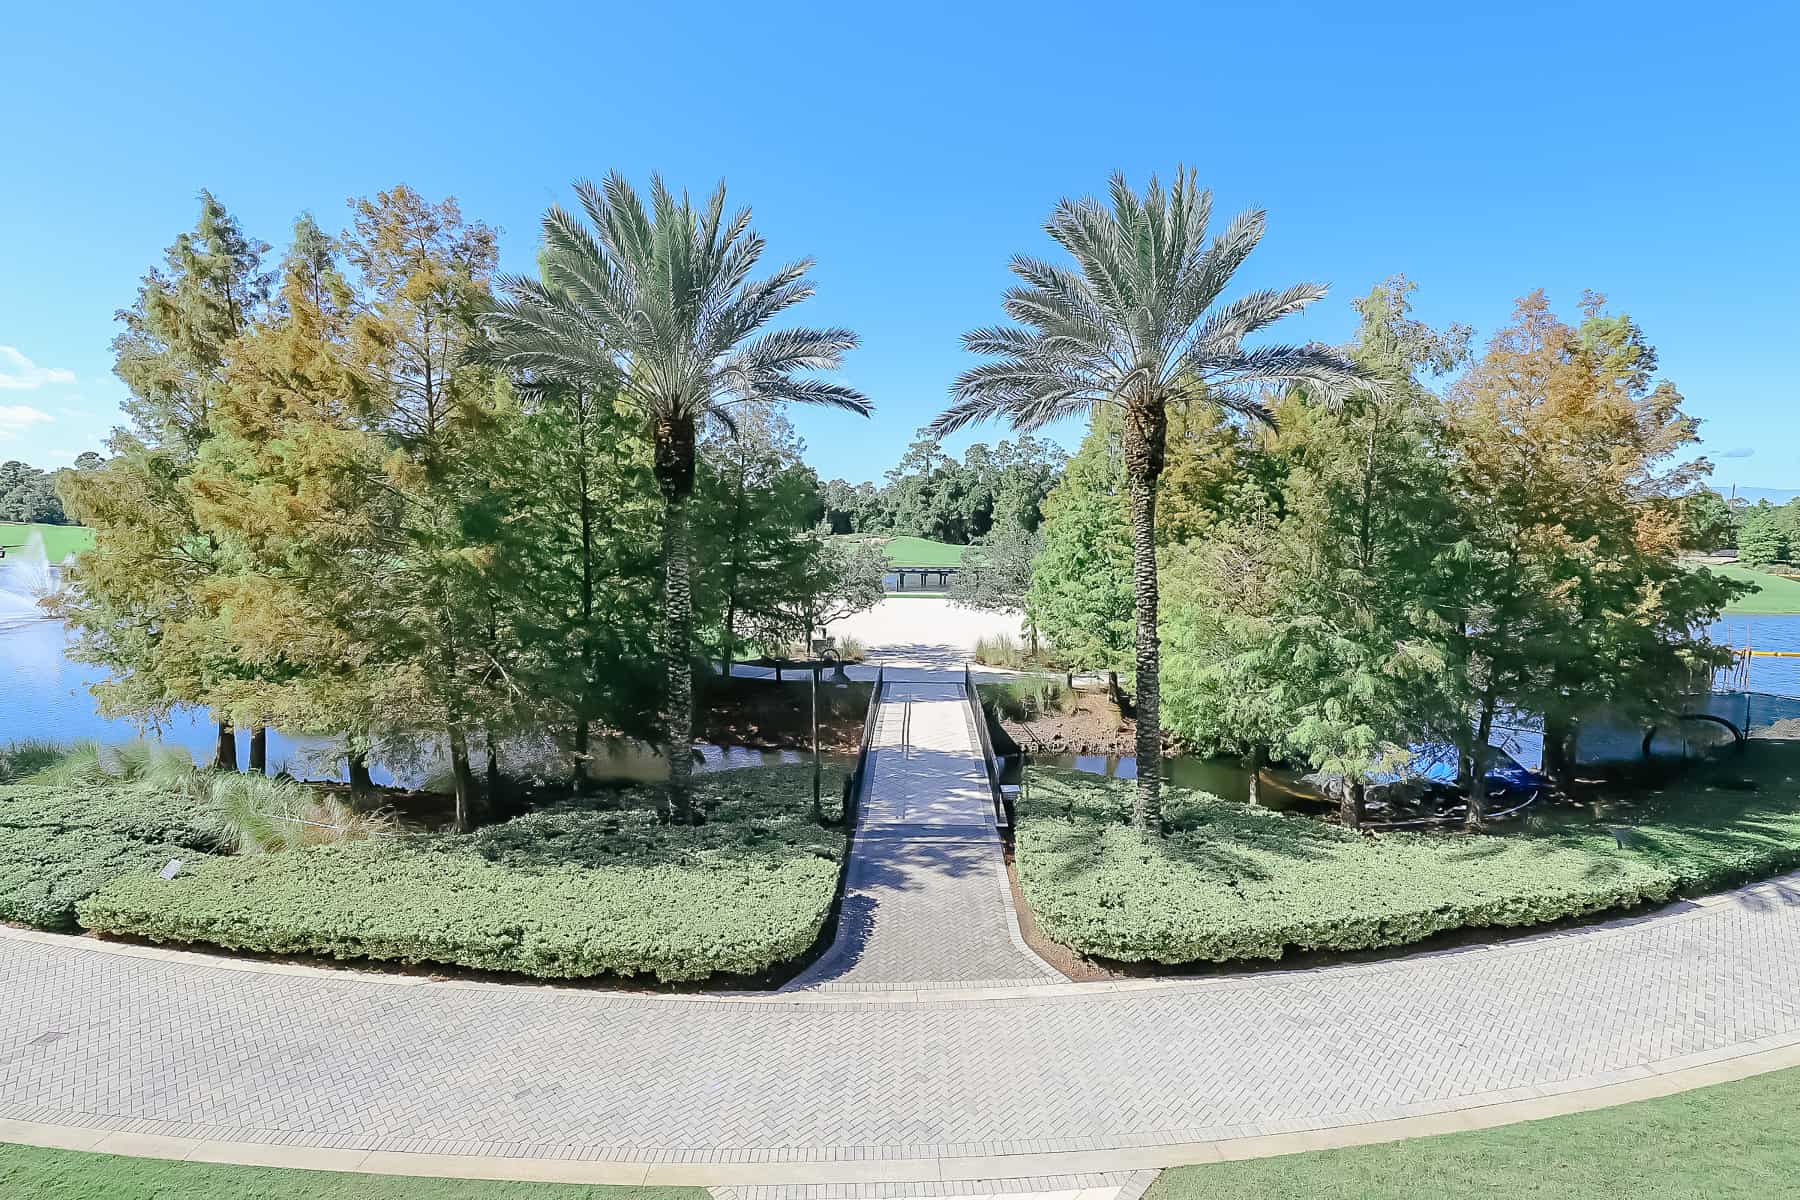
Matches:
[[1021, 613, 1800, 801], [0, 617, 845, 788]]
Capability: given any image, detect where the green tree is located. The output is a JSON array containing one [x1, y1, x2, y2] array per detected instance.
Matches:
[[1027, 413, 1134, 686], [1441, 292, 1742, 822], [1679, 488, 1736, 551], [1160, 277, 1467, 820], [693, 404, 824, 671], [754, 530, 887, 654], [0, 461, 67, 523], [343, 187, 500, 829], [61, 191, 270, 769], [951, 523, 1043, 651], [477, 174, 871, 820], [931, 168, 1368, 833], [1738, 503, 1785, 565]]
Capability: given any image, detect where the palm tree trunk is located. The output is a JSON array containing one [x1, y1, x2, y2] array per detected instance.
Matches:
[[1123, 401, 1167, 837], [656, 416, 698, 824], [662, 488, 696, 822]]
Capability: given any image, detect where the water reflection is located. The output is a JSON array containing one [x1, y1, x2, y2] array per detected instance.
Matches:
[[0, 619, 847, 789]]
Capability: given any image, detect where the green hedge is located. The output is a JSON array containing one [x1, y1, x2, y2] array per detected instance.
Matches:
[[0, 783, 217, 930], [1015, 744, 1800, 965], [79, 763, 847, 982]]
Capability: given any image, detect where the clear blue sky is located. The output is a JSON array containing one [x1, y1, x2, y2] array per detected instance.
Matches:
[[2, 1, 1795, 487]]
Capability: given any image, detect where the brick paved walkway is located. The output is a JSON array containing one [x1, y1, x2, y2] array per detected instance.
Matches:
[[785, 679, 1059, 991], [6, 632, 1800, 1180], [3, 872, 1800, 1173]]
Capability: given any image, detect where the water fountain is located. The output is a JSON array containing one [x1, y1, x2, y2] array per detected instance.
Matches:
[[0, 530, 58, 627]]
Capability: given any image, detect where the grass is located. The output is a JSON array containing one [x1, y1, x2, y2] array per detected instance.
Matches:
[[1708, 562, 1800, 614], [982, 677, 1072, 722], [973, 632, 1027, 669], [0, 520, 94, 562], [79, 762, 849, 982], [836, 534, 965, 568], [1150, 1065, 1800, 1198], [0, 1142, 704, 1199], [1015, 737, 1800, 965]]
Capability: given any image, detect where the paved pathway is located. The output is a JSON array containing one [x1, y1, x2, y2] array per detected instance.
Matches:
[[3, 872, 1800, 1180], [785, 679, 1058, 992], [7, 611, 1800, 1183]]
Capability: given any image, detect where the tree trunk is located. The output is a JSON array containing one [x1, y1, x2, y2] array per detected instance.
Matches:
[[1122, 398, 1168, 837], [485, 726, 501, 806], [721, 596, 736, 677], [572, 717, 590, 792], [655, 414, 698, 824], [1466, 697, 1496, 832], [1543, 709, 1576, 792], [447, 723, 477, 833], [214, 721, 237, 772], [1246, 745, 1265, 808], [662, 491, 697, 822], [348, 750, 374, 804], [247, 726, 267, 775], [1339, 778, 1363, 828]]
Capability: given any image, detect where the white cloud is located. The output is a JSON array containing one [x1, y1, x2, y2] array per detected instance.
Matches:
[[0, 403, 55, 441], [0, 346, 77, 391]]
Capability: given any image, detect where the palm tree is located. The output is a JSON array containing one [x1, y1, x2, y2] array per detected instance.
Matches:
[[930, 169, 1370, 835], [478, 174, 870, 820]]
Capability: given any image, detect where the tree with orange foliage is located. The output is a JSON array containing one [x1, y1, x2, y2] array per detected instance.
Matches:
[[1439, 291, 1744, 825]]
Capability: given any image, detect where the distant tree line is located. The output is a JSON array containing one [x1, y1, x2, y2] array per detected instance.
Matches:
[[818, 435, 1066, 544], [0, 454, 102, 525]]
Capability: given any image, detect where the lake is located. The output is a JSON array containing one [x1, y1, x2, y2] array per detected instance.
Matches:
[[0, 618, 844, 787]]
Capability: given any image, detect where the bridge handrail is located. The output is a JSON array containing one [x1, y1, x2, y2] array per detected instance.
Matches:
[[963, 663, 1007, 828], [842, 666, 883, 826]]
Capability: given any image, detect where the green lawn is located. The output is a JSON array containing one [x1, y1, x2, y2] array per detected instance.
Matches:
[[0, 521, 93, 562], [1016, 737, 1800, 965], [0, 1142, 703, 1199], [1709, 562, 1800, 614], [1150, 1065, 1799, 1199], [837, 534, 965, 568]]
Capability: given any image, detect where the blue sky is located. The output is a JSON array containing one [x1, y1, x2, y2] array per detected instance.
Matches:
[[2, 1, 1795, 487]]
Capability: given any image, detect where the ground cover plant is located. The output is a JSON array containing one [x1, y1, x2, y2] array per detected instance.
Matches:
[[0, 1142, 705, 1200], [1149, 1065, 1800, 1199], [0, 746, 218, 929], [79, 762, 848, 982], [1015, 738, 1800, 965]]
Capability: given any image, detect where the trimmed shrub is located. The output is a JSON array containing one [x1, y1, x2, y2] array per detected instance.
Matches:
[[80, 763, 847, 982], [0, 782, 218, 930], [1015, 746, 1800, 965]]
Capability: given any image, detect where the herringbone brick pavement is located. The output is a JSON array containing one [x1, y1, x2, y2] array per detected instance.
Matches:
[[3, 872, 1799, 1163], [784, 679, 1059, 990]]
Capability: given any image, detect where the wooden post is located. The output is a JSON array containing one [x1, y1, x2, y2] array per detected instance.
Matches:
[[811, 665, 822, 822]]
